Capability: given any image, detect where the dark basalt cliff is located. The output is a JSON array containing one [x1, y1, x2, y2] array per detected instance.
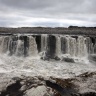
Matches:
[[0, 72, 96, 96], [0, 26, 96, 36]]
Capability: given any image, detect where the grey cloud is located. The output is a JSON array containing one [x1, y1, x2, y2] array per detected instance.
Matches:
[[33, 22, 61, 27], [0, 0, 53, 10], [0, 0, 96, 13], [0, 0, 96, 27]]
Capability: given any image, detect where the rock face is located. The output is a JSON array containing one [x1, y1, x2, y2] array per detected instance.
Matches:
[[0, 72, 96, 96]]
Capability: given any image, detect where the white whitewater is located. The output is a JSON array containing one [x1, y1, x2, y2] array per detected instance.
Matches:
[[0, 53, 96, 78]]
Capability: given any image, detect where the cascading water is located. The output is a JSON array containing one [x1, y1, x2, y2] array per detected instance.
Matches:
[[41, 34, 48, 52], [0, 36, 9, 53], [71, 38, 77, 56], [61, 36, 67, 54], [55, 36, 61, 56], [94, 44, 96, 54], [28, 36, 38, 56], [60, 36, 88, 59], [0, 34, 95, 61], [8, 36, 17, 55], [77, 36, 86, 57], [0, 34, 96, 78], [66, 36, 77, 57], [86, 37, 93, 54], [15, 39, 24, 56]]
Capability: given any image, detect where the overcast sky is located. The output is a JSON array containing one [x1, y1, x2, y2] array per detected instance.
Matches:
[[0, 0, 96, 27]]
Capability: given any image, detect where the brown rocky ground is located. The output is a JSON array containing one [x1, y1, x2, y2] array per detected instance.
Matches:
[[0, 71, 96, 96]]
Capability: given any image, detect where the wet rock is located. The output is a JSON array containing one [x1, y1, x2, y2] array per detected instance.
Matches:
[[0, 76, 55, 96], [40, 56, 50, 61], [61, 57, 75, 63], [24, 85, 53, 96], [54, 56, 61, 61]]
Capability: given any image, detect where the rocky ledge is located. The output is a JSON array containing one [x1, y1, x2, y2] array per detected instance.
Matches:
[[0, 71, 96, 96]]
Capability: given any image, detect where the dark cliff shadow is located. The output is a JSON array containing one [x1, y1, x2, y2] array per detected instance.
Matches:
[[0, 80, 22, 96]]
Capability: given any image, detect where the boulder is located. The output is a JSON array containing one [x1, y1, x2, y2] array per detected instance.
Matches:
[[24, 86, 52, 96], [61, 57, 75, 63], [54, 56, 61, 61]]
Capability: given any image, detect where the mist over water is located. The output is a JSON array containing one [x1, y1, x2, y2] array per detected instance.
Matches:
[[0, 34, 96, 78]]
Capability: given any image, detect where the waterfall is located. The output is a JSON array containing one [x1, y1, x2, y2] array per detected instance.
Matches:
[[61, 36, 67, 54], [69, 37, 77, 56], [28, 36, 38, 56], [61, 36, 88, 58], [8, 36, 17, 55], [0, 37, 4, 53], [76, 36, 87, 57], [65, 36, 74, 56], [41, 34, 48, 52], [85, 37, 96, 55], [55, 36, 61, 56], [94, 44, 96, 54], [15, 39, 24, 56], [0, 34, 95, 60], [61, 36, 77, 57], [66, 36, 77, 56], [46, 35, 56, 58], [0, 36, 9, 53]]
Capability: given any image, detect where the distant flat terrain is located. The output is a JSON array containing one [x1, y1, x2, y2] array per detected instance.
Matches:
[[0, 26, 96, 36]]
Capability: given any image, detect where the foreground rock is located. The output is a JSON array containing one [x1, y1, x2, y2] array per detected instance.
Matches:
[[0, 72, 96, 96]]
